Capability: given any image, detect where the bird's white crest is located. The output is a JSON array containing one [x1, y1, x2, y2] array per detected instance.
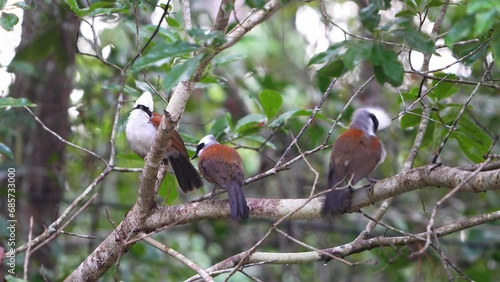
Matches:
[[196, 134, 219, 157], [363, 107, 391, 130], [134, 91, 154, 112], [198, 134, 219, 147]]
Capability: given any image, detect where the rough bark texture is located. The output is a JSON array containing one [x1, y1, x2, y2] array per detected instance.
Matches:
[[10, 1, 78, 278]]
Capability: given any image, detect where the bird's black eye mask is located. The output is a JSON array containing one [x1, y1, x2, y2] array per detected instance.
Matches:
[[192, 143, 205, 160], [368, 113, 379, 133], [135, 104, 152, 118]]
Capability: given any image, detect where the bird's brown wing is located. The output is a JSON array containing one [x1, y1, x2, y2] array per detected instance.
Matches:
[[347, 135, 382, 184], [198, 145, 244, 189], [150, 112, 189, 158], [328, 129, 364, 188], [151, 112, 202, 192], [150, 112, 162, 128]]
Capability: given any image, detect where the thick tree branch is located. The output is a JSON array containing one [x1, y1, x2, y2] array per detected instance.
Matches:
[[221, 0, 284, 50], [143, 164, 500, 229], [211, 0, 235, 32], [185, 210, 500, 281]]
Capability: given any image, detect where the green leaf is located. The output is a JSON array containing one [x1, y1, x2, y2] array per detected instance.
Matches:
[[258, 89, 283, 119], [161, 54, 204, 92], [213, 53, 246, 67], [429, 73, 458, 101], [187, 29, 226, 47], [452, 40, 488, 65], [64, 0, 80, 14], [454, 132, 485, 163], [421, 114, 436, 148], [370, 44, 386, 65], [493, 24, 500, 69], [373, 65, 386, 84], [425, 0, 444, 9], [401, 0, 418, 10], [445, 15, 475, 46], [146, 26, 181, 42], [307, 42, 345, 66], [158, 173, 179, 204], [0, 97, 36, 107], [397, 29, 436, 54], [397, 87, 420, 104], [234, 114, 267, 135], [245, 0, 266, 9], [269, 109, 303, 129], [395, 10, 415, 17], [359, 2, 381, 32], [343, 42, 372, 70], [381, 56, 404, 86], [81, 2, 128, 17], [400, 109, 421, 129], [210, 113, 232, 137], [241, 135, 277, 150], [0, 0, 6, 10], [5, 275, 29, 282], [13, 1, 35, 10], [166, 17, 180, 27], [473, 9, 497, 37], [133, 41, 200, 70], [466, 0, 497, 14], [458, 116, 491, 152], [371, 45, 404, 86], [317, 59, 347, 78], [0, 143, 13, 159], [0, 12, 19, 31], [442, 109, 492, 162], [269, 109, 331, 129]]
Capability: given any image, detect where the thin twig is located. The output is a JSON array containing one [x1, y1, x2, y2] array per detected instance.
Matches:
[[143, 237, 214, 282], [15, 168, 110, 255], [59, 231, 97, 239], [23, 217, 33, 280], [275, 228, 354, 265], [431, 62, 494, 163], [30, 194, 100, 255], [410, 157, 492, 258], [24, 106, 108, 165], [275, 78, 336, 167], [123, 1, 171, 71], [404, 71, 500, 90], [324, 75, 375, 144]]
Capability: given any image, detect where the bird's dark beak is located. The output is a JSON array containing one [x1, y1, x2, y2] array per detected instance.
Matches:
[[191, 143, 204, 160]]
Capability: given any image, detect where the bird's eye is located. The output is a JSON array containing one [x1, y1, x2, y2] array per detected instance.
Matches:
[[196, 143, 205, 151], [368, 113, 379, 132]]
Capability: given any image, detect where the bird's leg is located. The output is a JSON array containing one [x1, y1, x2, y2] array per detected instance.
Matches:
[[359, 176, 377, 187], [209, 184, 218, 200]]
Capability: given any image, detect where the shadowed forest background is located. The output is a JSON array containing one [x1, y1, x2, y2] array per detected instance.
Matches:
[[0, 0, 499, 281]]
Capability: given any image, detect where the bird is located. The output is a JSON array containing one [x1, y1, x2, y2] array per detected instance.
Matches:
[[192, 134, 249, 220], [125, 91, 203, 193], [321, 107, 389, 216]]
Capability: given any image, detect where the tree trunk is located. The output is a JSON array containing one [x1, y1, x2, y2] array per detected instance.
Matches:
[[10, 1, 78, 279]]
